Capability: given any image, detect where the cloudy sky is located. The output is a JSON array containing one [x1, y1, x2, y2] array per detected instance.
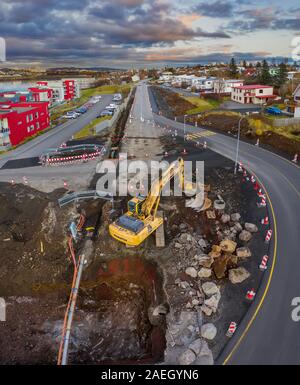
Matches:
[[0, 0, 299, 68]]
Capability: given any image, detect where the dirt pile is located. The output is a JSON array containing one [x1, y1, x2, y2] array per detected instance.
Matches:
[[0, 183, 79, 296]]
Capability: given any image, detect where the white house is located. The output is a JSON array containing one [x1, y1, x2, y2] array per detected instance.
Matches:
[[231, 84, 276, 105], [159, 71, 174, 83], [293, 84, 300, 104], [214, 79, 244, 94]]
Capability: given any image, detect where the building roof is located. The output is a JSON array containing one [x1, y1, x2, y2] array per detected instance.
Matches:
[[233, 84, 273, 90]]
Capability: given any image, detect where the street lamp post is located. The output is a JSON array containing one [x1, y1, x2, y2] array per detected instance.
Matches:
[[234, 115, 245, 175], [184, 114, 187, 141]]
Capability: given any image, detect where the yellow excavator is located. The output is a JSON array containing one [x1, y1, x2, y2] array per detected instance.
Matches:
[[109, 158, 187, 247]]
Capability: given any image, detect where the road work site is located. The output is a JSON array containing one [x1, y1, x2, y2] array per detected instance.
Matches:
[[0, 83, 272, 365]]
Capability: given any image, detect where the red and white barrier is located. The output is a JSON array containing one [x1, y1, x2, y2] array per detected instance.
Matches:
[[292, 154, 298, 163], [46, 151, 102, 166], [238, 162, 243, 172], [261, 216, 269, 225], [226, 322, 237, 337], [251, 175, 256, 183], [23, 176, 28, 185], [254, 182, 260, 191], [259, 255, 269, 271], [246, 289, 256, 301], [243, 170, 247, 177], [257, 189, 264, 198], [265, 229, 273, 242], [257, 197, 266, 208]]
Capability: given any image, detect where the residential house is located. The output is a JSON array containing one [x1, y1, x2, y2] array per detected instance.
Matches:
[[231, 84, 277, 105], [292, 84, 300, 104], [214, 79, 244, 94]]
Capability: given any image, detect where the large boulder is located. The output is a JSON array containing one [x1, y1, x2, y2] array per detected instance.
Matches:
[[220, 239, 237, 254], [213, 254, 231, 279], [234, 222, 243, 232], [209, 245, 222, 259], [201, 323, 217, 340], [245, 223, 258, 233], [236, 247, 252, 258], [185, 267, 198, 278], [204, 294, 220, 313], [178, 349, 196, 365], [231, 213, 241, 222], [198, 268, 212, 278], [221, 214, 231, 224], [195, 340, 214, 365], [188, 338, 203, 355], [229, 267, 250, 284], [201, 304, 213, 316], [239, 230, 252, 242], [195, 254, 214, 268], [202, 282, 220, 297]]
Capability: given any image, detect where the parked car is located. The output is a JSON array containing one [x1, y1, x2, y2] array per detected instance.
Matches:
[[99, 109, 113, 117], [63, 113, 77, 119]]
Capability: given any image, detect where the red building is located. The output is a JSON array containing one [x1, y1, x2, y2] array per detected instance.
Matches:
[[0, 101, 50, 147], [28, 87, 53, 103], [63, 79, 76, 100]]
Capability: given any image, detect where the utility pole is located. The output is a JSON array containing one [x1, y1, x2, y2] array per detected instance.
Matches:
[[234, 116, 245, 175], [184, 114, 187, 141]]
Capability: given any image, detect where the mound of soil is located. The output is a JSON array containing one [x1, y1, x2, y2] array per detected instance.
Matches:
[[151, 86, 195, 118], [0, 183, 78, 296]]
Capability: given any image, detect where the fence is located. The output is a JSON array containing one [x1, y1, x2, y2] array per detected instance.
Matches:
[[272, 117, 300, 127], [58, 190, 115, 207]]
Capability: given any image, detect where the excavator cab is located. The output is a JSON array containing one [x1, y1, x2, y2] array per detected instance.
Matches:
[[127, 195, 146, 217]]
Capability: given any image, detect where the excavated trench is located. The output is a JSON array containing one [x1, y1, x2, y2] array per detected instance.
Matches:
[[71, 257, 167, 364]]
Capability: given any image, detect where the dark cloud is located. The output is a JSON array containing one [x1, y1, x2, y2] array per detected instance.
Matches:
[[194, 1, 235, 18]]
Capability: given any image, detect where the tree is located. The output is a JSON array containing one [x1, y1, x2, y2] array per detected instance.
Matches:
[[256, 61, 262, 68], [273, 62, 288, 89], [259, 60, 272, 85], [229, 58, 238, 78], [243, 60, 247, 68]]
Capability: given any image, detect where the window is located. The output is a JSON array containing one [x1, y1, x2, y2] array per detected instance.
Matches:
[[35, 112, 39, 119], [259, 89, 263, 94], [36, 122, 40, 129]]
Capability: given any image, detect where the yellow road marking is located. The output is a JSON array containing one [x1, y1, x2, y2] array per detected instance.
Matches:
[[223, 170, 277, 365], [187, 130, 216, 140]]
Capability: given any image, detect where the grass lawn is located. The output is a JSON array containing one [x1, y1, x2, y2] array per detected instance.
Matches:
[[184, 96, 220, 114], [74, 116, 111, 139]]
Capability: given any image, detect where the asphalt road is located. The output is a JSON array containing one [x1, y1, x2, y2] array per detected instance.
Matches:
[[148, 88, 300, 364], [0, 94, 113, 168], [0, 95, 113, 190]]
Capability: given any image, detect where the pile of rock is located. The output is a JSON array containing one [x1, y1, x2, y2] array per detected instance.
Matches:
[[201, 282, 221, 317], [164, 310, 214, 365], [172, 229, 209, 266]]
